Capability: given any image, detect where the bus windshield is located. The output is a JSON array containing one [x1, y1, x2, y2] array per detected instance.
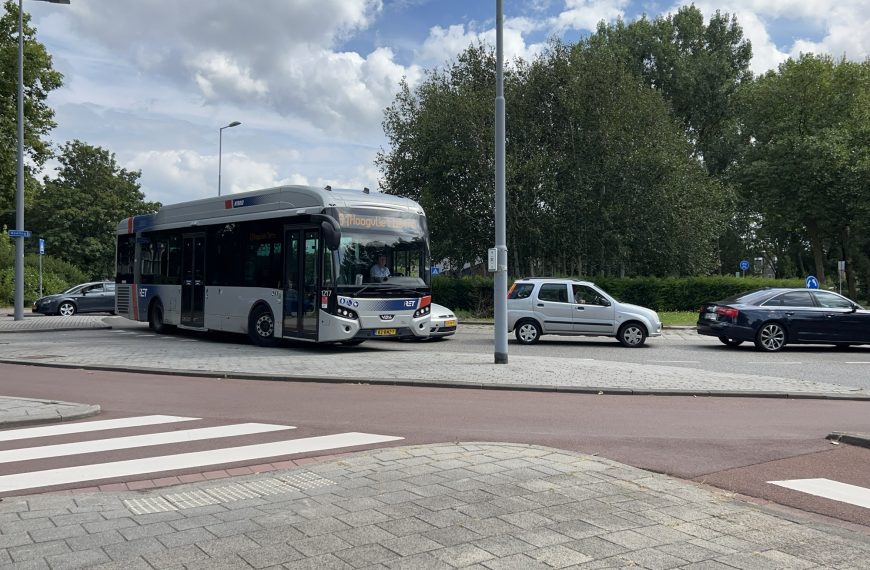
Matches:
[[331, 208, 430, 292]]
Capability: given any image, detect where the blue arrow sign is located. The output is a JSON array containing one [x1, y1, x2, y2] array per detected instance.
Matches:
[[739, 259, 750, 271], [805, 275, 820, 289], [7, 230, 31, 238]]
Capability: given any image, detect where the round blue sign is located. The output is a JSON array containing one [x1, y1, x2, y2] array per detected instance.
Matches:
[[805, 275, 819, 289], [739, 260, 750, 271]]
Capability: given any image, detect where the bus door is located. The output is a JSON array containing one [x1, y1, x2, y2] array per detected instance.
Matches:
[[283, 227, 319, 339], [181, 233, 206, 328]]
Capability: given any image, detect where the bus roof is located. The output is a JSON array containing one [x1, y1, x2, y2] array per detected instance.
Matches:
[[117, 185, 424, 234]]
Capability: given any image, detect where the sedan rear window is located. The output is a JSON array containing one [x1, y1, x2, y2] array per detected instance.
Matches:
[[538, 283, 569, 303], [722, 289, 779, 305]]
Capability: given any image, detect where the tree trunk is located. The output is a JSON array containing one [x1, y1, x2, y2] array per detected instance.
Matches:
[[806, 221, 826, 283]]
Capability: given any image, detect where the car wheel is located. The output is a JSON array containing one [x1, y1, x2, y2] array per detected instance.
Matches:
[[148, 300, 176, 334], [617, 322, 647, 347], [718, 336, 744, 347], [515, 320, 542, 344], [754, 322, 786, 352], [58, 302, 76, 317], [248, 305, 278, 347]]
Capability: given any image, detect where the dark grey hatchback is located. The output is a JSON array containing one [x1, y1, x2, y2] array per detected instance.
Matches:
[[32, 281, 116, 316], [697, 288, 870, 351]]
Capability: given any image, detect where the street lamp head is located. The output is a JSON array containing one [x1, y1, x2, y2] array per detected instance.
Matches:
[[224, 121, 241, 129]]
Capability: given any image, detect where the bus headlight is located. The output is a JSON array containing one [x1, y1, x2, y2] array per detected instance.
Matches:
[[336, 307, 358, 320], [413, 305, 430, 318]]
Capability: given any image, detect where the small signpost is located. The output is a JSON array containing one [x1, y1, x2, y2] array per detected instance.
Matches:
[[806, 275, 820, 289], [838, 260, 845, 295], [431, 266, 441, 276], [7, 229, 31, 238], [38, 238, 45, 298], [739, 259, 749, 277]]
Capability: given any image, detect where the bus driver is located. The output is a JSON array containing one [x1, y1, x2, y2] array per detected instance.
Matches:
[[370, 253, 391, 282]]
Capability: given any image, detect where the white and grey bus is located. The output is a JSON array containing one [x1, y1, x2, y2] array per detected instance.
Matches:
[[115, 185, 433, 345]]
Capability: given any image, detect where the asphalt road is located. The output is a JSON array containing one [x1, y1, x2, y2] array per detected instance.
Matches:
[[2, 362, 869, 528]]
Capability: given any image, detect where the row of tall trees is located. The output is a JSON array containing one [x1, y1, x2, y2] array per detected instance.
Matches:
[[1, 1, 158, 290], [378, 5, 870, 296]]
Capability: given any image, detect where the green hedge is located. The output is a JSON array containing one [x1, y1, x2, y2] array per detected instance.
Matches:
[[0, 233, 87, 305], [433, 275, 808, 316]]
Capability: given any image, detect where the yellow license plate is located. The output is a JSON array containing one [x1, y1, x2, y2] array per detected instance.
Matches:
[[375, 328, 397, 336], [445, 320, 457, 327]]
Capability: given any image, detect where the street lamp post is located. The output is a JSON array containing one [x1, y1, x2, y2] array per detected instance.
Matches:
[[493, 0, 508, 363], [218, 121, 241, 197], [14, 0, 69, 321]]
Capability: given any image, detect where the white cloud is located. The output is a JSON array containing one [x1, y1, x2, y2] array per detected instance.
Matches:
[[553, 0, 629, 32], [417, 17, 549, 69]]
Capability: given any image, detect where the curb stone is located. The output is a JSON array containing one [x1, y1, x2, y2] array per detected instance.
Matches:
[[0, 396, 101, 428]]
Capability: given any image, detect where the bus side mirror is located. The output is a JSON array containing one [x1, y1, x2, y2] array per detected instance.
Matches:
[[311, 214, 341, 250]]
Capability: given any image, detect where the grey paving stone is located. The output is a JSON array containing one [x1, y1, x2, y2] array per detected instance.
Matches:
[[563, 536, 629, 559], [376, 517, 437, 537], [205, 518, 263, 538], [48, 512, 104, 527], [87, 556, 154, 570], [156, 527, 217, 549], [658, 541, 722, 563], [497, 511, 554, 530], [430, 543, 495, 567], [238, 542, 304, 568], [622, 546, 690, 569], [382, 551, 454, 570], [9, 540, 70, 563], [144, 544, 213, 569], [473, 535, 536, 558], [168, 514, 223, 531], [481, 552, 553, 569], [334, 524, 396, 547], [195, 534, 260, 557], [118, 521, 175, 541], [294, 516, 353, 537], [424, 525, 484, 547], [335, 543, 399, 568], [245, 524, 306, 546], [29, 524, 87, 544], [1, 518, 56, 535], [528, 544, 594, 567], [81, 517, 138, 534], [381, 534, 442, 556], [0, 532, 33, 549], [64, 530, 125, 552], [336, 508, 392, 528], [44, 548, 110, 570], [282, 553, 354, 569], [184, 553, 251, 570], [460, 517, 522, 538], [292, 534, 353, 557], [102, 536, 167, 561], [511, 528, 572, 548]]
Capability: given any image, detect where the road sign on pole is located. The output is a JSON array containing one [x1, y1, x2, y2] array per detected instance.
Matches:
[[39, 238, 45, 255], [7, 229, 31, 238], [805, 275, 820, 289]]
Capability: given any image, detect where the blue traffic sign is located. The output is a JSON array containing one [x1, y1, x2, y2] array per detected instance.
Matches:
[[805, 275, 820, 289], [431, 267, 441, 276], [39, 238, 45, 255], [7, 230, 31, 238], [739, 259, 750, 271]]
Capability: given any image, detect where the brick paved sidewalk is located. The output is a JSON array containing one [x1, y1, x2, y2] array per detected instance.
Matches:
[[2, 443, 868, 569]]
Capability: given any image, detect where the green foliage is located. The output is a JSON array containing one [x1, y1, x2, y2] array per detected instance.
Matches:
[[0, 1, 63, 226], [28, 140, 161, 279], [0, 229, 86, 305], [432, 275, 494, 316]]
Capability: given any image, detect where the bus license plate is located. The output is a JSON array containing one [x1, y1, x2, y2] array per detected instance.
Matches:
[[445, 320, 457, 327], [375, 328, 397, 336]]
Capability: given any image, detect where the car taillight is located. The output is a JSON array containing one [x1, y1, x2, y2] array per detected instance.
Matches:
[[716, 307, 739, 319]]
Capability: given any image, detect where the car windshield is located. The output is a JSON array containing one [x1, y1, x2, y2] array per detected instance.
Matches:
[[330, 208, 430, 294]]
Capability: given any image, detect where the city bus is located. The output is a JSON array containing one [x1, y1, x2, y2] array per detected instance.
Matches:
[[115, 185, 432, 345]]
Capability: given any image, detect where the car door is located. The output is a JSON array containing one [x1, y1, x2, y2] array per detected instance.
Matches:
[[811, 291, 869, 343], [534, 283, 573, 333], [763, 291, 823, 342], [76, 284, 104, 313], [571, 284, 616, 334]]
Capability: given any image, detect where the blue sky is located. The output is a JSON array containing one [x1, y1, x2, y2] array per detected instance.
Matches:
[[22, 0, 869, 207]]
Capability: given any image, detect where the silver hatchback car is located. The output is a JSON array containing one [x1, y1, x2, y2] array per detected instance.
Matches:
[[507, 278, 662, 347]]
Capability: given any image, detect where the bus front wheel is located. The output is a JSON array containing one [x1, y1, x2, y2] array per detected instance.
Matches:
[[249, 305, 279, 347]]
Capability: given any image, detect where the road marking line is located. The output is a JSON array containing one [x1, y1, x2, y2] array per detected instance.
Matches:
[[650, 360, 700, 364], [0, 423, 295, 463], [845, 362, 870, 364], [768, 478, 870, 509], [744, 362, 802, 365], [0, 432, 403, 493], [0, 416, 199, 442]]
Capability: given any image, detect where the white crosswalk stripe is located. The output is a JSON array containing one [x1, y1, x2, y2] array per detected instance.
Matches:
[[769, 478, 870, 509], [0, 423, 295, 463], [0, 416, 403, 494]]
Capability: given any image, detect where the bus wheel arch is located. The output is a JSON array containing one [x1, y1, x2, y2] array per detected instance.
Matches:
[[148, 298, 176, 334], [248, 302, 279, 347]]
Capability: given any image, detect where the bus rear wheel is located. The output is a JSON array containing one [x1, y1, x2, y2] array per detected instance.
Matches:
[[249, 305, 278, 347]]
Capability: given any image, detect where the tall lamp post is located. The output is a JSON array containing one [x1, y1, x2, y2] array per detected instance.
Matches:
[[218, 121, 241, 197], [14, 0, 69, 321], [493, 0, 508, 363]]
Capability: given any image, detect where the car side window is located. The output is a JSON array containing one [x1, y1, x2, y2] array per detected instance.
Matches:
[[509, 283, 534, 299], [572, 285, 605, 305], [813, 291, 853, 309], [89, 284, 104, 294], [772, 292, 815, 307], [538, 283, 569, 303], [105, 283, 116, 292]]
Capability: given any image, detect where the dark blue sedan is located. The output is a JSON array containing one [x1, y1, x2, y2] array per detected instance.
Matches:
[[697, 288, 870, 351]]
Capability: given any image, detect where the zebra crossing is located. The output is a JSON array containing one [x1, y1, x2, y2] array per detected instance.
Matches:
[[0, 414, 403, 495]]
